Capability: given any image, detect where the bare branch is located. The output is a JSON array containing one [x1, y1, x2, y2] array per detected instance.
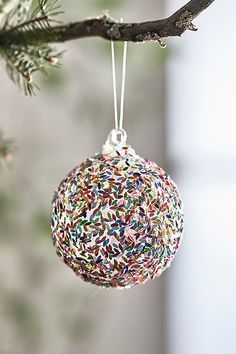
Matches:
[[51, 0, 215, 43]]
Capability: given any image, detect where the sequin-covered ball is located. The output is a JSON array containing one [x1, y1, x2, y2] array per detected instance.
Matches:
[[51, 145, 184, 288]]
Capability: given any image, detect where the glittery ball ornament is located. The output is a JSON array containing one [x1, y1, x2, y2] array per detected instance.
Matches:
[[51, 130, 184, 288]]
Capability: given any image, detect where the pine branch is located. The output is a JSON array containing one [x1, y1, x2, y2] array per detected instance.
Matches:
[[4, 15, 49, 34], [0, 0, 216, 46], [0, 0, 62, 95], [0, 0, 216, 94]]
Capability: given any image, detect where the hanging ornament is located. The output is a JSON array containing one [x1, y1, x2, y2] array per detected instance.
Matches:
[[51, 41, 184, 288]]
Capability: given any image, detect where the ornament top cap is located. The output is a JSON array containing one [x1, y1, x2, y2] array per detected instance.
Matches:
[[102, 128, 136, 157]]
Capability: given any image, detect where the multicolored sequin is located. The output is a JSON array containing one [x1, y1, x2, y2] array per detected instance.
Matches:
[[51, 145, 184, 288]]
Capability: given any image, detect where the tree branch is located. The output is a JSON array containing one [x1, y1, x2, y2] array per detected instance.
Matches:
[[0, 0, 216, 94], [0, 0, 216, 46], [51, 0, 215, 43]]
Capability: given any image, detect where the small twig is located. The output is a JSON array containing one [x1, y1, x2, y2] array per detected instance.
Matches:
[[2, 15, 49, 35]]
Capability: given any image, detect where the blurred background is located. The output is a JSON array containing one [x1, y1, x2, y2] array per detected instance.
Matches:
[[0, 0, 235, 354]]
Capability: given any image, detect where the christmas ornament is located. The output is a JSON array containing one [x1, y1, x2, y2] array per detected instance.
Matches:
[[50, 41, 184, 288]]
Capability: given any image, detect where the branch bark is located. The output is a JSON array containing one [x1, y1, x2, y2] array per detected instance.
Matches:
[[49, 0, 216, 43]]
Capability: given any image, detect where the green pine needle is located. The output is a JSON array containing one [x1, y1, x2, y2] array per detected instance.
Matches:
[[0, 0, 63, 95]]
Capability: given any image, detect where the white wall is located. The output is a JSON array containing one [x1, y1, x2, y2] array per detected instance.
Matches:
[[166, 1, 236, 354]]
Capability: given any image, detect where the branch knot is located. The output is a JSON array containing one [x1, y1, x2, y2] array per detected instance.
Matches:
[[175, 10, 197, 32]]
